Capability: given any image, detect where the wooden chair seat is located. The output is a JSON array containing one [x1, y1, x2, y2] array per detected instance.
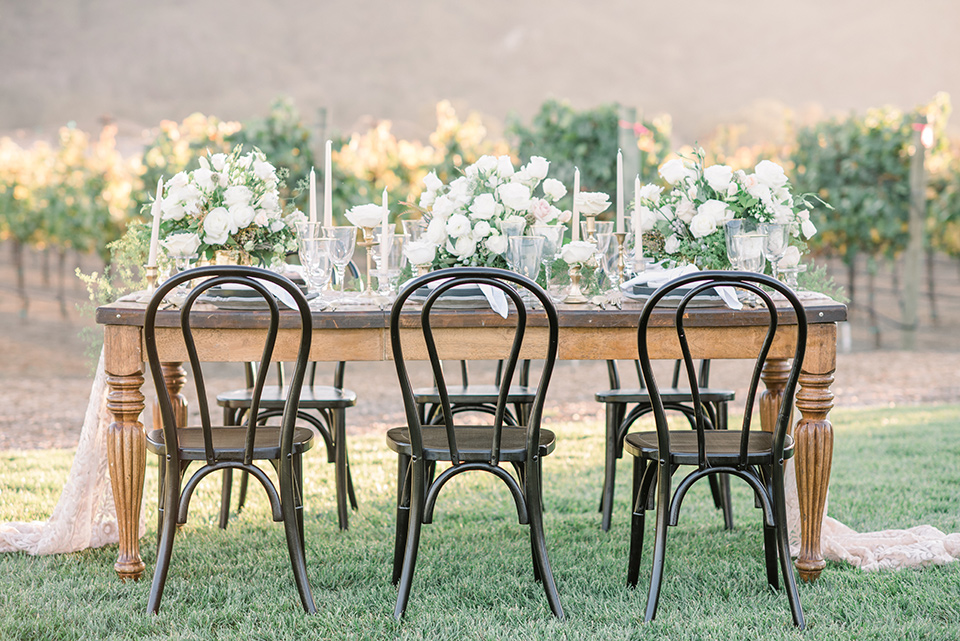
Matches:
[[146, 426, 315, 461], [386, 425, 556, 462], [624, 430, 794, 466]]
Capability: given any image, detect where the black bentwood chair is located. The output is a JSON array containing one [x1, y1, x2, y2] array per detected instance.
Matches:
[[144, 266, 317, 614], [625, 271, 806, 629], [215, 261, 360, 531], [414, 359, 535, 426], [386, 267, 564, 620], [595, 358, 735, 531]]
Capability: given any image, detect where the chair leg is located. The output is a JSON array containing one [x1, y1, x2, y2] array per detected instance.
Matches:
[[155, 455, 165, 548], [280, 456, 317, 614], [600, 403, 621, 531], [392, 454, 412, 585], [346, 453, 359, 511], [294, 454, 306, 557], [394, 457, 426, 620], [773, 466, 805, 629], [148, 462, 180, 614], [527, 457, 564, 619], [332, 408, 350, 531], [218, 468, 233, 530], [643, 463, 672, 623], [627, 456, 648, 586], [763, 523, 780, 590]]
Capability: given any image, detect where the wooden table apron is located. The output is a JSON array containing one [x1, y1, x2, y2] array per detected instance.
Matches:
[[97, 299, 844, 583]]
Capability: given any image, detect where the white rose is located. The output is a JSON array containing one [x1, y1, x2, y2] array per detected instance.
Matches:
[[258, 191, 280, 214], [496, 155, 515, 177], [167, 172, 188, 190], [575, 191, 611, 215], [675, 198, 696, 224], [229, 203, 256, 230], [659, 159, 695, 185], [542, 178, 567, 202], [161, 232, 201, 257], [202, 207, 232, 245], [755, 160, 788, 189], [253, 159, 276, 182], [558, 209, 572, 224], [284, 209, 307, 226], [253, 210, 270, 227], [498, 182, 532, 212], [425, 216, 448, 245], [657, 205, 675, 221], [419, 190, 437, 209], [193, 167, 215, 191], [474, 155, 498, 174], [404, 240, 437, 266], [484, 233, 508, 255], [472, 220, 492, 240], [703, 165, 733, 193], [697, 199, 731, 224], [779, 245, 801, 268], [560, 240, 596, 264], [269, 220, 284, 233], [801, 218, 817, 239], [524, 156, 549, 180], [209, 153, 227, 171], [345, 203, 385, 228], [431, 193, 457, 219], [423, 170, 442, 193], [450, 235, 477, 259], [224, 185, 253, 208], [727, 183, 739, 198], [638, 184, 663, 205], [469, 193, 499, 220], [638, 206, 659, 232], [160, 197, 186, 221], [446, 213, 472, 238], [664, 234, 681, 254], [447, 176, 472, 206], [689, 211, 719, 238]]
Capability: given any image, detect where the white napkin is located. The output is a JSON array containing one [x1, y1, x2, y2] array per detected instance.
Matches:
[[621, 265, 742, 310], [217, 280, 299, 309], [425, 278, 509, 318]]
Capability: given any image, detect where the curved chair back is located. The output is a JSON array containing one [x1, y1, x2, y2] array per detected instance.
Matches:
[[637, 271, 807, 469], [144, 265, 313, 469], [390, 267, 559, 465]]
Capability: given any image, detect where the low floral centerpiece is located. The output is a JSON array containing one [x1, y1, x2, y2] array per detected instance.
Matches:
[[157, 145, 305, 267], [411, 154, 570, 269], [634, 149, 826, 270]]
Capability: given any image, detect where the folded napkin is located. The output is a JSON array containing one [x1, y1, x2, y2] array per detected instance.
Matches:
[[621, 265, 742, 310], [425, 279, 509, 318]]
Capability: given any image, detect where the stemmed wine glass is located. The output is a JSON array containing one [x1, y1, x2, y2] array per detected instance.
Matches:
[[324, 226, 358, 303], [506, 235, 544, 306], [532, 224, 563, 297], [759, 222, 789, 281], [298, 237, 333, 309], [725, 219, 765, 304]]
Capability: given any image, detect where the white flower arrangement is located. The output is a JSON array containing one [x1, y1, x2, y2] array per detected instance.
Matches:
[[560, 240, 597, 265], [345, 203, 384, 228], [413, 154, 570, 269], [158, 145, 304, 265], [635, 149, 828, 269]]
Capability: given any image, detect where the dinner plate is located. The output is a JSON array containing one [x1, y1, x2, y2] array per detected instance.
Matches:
[[200, 290, 318, 310], [409, 284, 493, 309], [625, 284, 727, 308]]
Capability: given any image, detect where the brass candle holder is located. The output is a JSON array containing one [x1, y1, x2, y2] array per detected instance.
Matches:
[[613, 231, 627, 289], [144, 264, 158, 295], [582, 212, 598, 243], [357, 226, 380, 297], [564, 262, 589, 304]]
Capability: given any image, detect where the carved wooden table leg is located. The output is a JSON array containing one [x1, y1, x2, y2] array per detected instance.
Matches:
[[792, 323, 836, 582], [106, 371, 146, 580], [153, 362, 189, 428], [104, 324, 148, 581], [759, 358, 791, 434]]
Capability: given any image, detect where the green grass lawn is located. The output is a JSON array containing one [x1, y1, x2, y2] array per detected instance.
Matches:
[[1, 404, 959, 640]]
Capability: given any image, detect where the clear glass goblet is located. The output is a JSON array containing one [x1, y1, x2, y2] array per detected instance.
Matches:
[[401, 219, 427, 243], [298, 237, 333, 309], [324, 226, 358, 302], [759, 222, 789, 280], [532, 224, 563, 288], [507, 235, 544, 306], [372, 228, 396, 296], [499, 218, 527, 239]]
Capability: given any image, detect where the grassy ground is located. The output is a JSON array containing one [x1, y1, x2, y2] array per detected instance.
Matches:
[[1, 404, 959, 640]]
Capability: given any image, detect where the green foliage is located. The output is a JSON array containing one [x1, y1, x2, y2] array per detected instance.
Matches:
[[227, 97, 316, 213], [508, 100, 672, 213]]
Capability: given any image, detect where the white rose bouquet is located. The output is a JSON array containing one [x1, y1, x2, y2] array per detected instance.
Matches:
[[635, 149, 829, 269], [157, 145, 305, 266], [411, 154, 569, 269]]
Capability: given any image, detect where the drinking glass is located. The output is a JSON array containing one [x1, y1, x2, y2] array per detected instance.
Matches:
[[298, 237, 333, 308], [581, 220, 614, 252], [385, 233, 408, 293], [372, 228, 396, 295], [507, 236, 544, 306], [596, 231, 619, 290], [499, 218, 527, 239], [759, 222, 789, 280], [324, 226, 358, 302], [401, 219, 427, 242], [532, 224, 563, 289]]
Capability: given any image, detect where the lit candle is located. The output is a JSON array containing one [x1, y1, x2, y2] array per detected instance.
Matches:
[[572, 167, 580, 242], [616, 149, 624, 233], [147, 177, 163, 267], [380, 187, 389, 281], [309, 167, 317, 223], [323, 140, 333, 227], [634, 175, 643, 263]]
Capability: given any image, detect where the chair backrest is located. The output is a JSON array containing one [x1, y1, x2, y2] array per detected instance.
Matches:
[[637, 271, 807, 468], [390, 267, 559, 465], [144, 265, 313, 467]]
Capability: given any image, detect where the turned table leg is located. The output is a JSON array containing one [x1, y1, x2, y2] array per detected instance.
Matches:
[[153, 362, 189, 429], [106, 371, 147, 581], [792, 324, 836, 582], [759, 358, 791, 434]]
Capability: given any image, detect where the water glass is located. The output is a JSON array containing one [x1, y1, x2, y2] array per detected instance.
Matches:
[[499, 218, 527, 238], [507, 236, 544, 305], [324, 226, 358, 302], [760, 222, 789, 280], [299, 237, 333, 307], [401, 219, 427, 242]]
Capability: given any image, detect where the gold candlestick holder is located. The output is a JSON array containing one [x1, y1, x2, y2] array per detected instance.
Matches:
[[563, 262, 589, 304], [582, 212, 598, 244], [613, 231, 627, 289], [357, 226, 379, 297], [136, 264, 160, 303], [415, 263, 431, 277]]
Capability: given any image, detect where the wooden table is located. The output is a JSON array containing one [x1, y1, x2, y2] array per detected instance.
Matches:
[[97, 296, 845, 584]]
